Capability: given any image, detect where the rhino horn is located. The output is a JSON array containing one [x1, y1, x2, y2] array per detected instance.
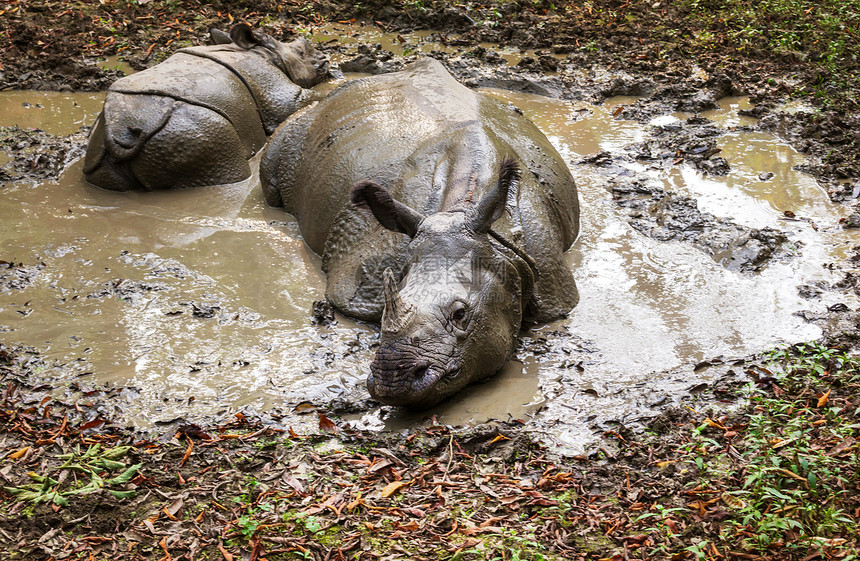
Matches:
[[381, 267, 413, 333]]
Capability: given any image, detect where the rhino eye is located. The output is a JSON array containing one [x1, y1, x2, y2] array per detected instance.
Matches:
[[450, 302, 468, 326]]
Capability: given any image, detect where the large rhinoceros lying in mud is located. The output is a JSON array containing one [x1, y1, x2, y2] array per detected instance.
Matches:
[[262, 58, 579, 408], [83, 23, 329, 191]]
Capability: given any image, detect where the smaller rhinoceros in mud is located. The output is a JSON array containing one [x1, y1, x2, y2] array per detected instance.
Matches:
[[83, 23, 328, 191], [262, 59, 580, 408]]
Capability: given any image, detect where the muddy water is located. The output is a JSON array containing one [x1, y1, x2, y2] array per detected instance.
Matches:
[[0, 85, 854, 450], [96, 54, 136, 76], [0, 91, 105, 135], [469, 90, 853, 450], [0, 154, 378, 423]]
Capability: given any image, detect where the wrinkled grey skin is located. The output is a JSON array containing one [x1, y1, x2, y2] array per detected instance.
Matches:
[[83, 23, 329, 191], [262, 59, 579, 408]]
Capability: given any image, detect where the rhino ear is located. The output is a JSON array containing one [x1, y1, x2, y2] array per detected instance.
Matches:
[[229, 23, 264, 50], [209, 28, 232, 45], [351, 180, 425, 238], [467, 158, 520, 235]]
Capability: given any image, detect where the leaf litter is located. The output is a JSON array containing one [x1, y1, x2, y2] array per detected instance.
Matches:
[[1, 343, 858, 560]]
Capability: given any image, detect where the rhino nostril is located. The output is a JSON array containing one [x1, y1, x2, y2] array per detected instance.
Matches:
[[411, 362, 429, 381]]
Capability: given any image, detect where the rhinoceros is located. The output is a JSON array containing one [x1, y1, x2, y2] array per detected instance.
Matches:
[[262, 58, 579, 408], [83, 23, 329, 191]]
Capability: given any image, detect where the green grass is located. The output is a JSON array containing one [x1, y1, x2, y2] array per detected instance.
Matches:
[[680, 343, 860, 557], [674, 0, 860, 105]]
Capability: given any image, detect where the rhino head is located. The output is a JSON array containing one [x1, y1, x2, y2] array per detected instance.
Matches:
[[211, 23, 329, 88], [351, 160, 531, 408]]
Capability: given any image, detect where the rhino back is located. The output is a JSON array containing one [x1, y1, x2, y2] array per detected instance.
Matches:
[[178, 46, 315, 134], [263, 58, 579, 320], [109, 51, 266, 153], [472, 94, 581, 320], [265, 59, 485, 250]]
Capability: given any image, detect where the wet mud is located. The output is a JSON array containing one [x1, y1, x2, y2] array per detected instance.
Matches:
[[3, 0, 859, 182], [2, 56, 857, 453], [581, 114, 794, 273]]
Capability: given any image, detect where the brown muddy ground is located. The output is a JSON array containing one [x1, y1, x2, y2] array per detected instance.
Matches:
[[2, 0, 860, 559]]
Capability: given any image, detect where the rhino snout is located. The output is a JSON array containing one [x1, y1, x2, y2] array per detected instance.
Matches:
[[367, 357, 448, 407]]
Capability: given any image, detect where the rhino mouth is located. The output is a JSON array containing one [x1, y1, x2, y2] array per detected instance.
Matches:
[[367, 358, 460, 408]]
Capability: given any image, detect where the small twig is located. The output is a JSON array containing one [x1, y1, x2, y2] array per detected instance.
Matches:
[[443, 434, 454, 481]]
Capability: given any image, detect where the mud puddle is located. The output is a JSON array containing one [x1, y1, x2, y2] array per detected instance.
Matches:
[[0, 91, 105, 136], [0, 86, 853, 452], [95, 54, 136, 77], [480, 90, 854, 450]]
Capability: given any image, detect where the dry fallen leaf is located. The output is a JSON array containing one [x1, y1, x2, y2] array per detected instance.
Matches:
[[79, 419, 105, 431], [179, 435, 193, 468], [294, 402, 315, 414], [771, 437, 797, 449], [462, 524, 503, 535], [318, 413, 337, 434], [687, 500, 706, 516], [721, 492, 746, 510], [394, 520, 419, 531], [217, 542, 234, 561], [829, 437, 856, 456], [816, 537, 847, 548], [775, 468, 808, 485], [346, 492, 363, 511], [380, 480, 410, 498], [8, 446, 30, 460], [283, 474, 306, 496], [164, 497, 184, 519]]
